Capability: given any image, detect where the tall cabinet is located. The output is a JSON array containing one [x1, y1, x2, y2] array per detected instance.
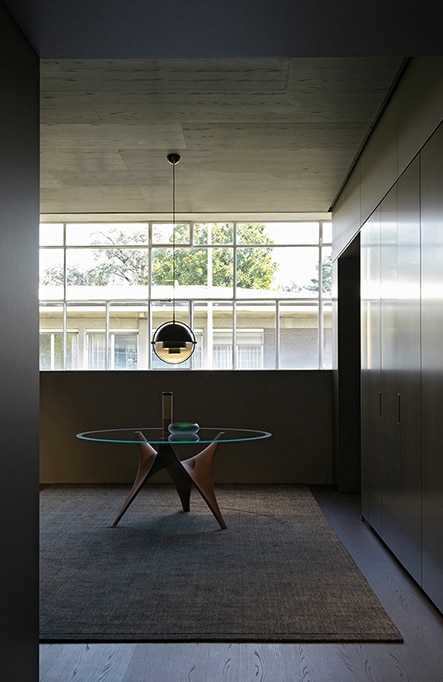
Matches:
[[361, 123, 442, 608], [394, 159, 422, 583], [421, 123, 443, 611], [361, 208, 383, 533]]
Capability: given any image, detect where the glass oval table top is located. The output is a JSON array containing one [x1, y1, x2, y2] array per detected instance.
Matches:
[[76, 427, 272, 445]]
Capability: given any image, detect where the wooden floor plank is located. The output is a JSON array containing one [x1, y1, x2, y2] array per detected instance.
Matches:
[[122, 643, 307, 682], [40, 487, 443, 682], [39, 643, 136, 682]]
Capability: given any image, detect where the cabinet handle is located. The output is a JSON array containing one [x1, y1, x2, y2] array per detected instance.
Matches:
[[378, 392, 382, 417], [397, 393, 401, 424]]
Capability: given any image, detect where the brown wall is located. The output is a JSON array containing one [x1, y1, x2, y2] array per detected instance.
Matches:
[[40, 370, 334, 485]]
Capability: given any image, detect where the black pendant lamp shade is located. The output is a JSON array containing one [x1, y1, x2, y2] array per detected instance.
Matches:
[[151, 153, 197, 364], [152, 320, 196, 364]]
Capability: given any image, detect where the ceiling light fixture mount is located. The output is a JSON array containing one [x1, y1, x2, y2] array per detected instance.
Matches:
[[151, 153, 197, 365]]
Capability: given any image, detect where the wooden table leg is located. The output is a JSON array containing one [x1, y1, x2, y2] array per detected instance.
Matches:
[[112, 433, 157, 526], [113, 432, 226, 530], [180, 433, 227, 529]]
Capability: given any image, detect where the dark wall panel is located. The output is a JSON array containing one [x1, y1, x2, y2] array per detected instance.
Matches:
[[336, 244, 361, 492], [0, 2, 39, 678], [395, 158, 421, 583], [421, 123, 443, 612], [40, 370, 334, 485], [333, 58, 443, 260], [360, 209, 382, 530], [379, 187, 399, 549], [361, 125, 443, 609]]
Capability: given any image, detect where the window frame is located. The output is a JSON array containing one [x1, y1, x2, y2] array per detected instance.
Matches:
[[39, 220, 333, 370]]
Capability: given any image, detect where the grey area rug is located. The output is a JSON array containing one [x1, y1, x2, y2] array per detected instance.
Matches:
[[40, 485, 402, 643]]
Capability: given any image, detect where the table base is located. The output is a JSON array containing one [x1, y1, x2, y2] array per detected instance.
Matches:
[[112, 431, 227, 530]]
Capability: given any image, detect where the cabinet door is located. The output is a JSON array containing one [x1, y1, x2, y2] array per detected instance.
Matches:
[[379, 187, 399, 550], [421, 123, 443, 612], [361, 209, 382, 530], [395, 157, 422, 583]]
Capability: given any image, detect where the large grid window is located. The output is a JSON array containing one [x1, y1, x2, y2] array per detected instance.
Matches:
[[39, 221, 333, 370]]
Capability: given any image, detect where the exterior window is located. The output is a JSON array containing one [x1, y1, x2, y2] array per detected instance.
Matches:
[[213, 330, 264, 369], [238, 345, 263, 368], [40, 331, 78, 369], [39, 221, 333, 370], [87, 332, 138, 369], [113, 333, 138, 369], [87, 332, 106, 369]]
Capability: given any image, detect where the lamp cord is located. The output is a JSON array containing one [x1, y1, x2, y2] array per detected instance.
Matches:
[[172, 157, 176, 323]]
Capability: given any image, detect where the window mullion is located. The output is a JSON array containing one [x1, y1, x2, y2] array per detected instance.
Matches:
[[50, 332, 55, 370], [148, 222, 153, 370], [63, 302, 67, 370], [233, 223, 238, 370], [105, 303, 110, 370], [318, 244, 323, 369], [232, 300, 237, 370]]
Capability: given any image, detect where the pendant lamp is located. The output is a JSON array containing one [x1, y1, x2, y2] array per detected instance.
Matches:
[[151, 153, 197, 364]]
